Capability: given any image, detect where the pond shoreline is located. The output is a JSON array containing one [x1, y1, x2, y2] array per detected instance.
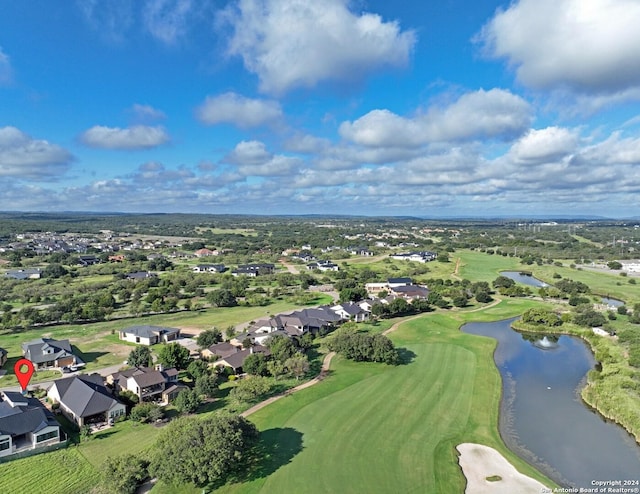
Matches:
[[511, 320, 640, 446]]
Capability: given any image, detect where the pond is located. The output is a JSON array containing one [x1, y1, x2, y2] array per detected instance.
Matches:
[[462, 318, 640, 488], [601, 296, 624, 308], [500, 271, 549, 288]]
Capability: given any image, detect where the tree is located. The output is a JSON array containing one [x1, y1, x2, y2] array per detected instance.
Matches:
[[101, 454, 149, 494], [572, 306, 607, 327], [128, 346, 152, 368], [157, 343, 190, 370], [243, 353, 269, 376], [43, 263, 69, 279], [267, 359, 286, 380], [475, 290, 492, 303], [174, 388, 201, 414], [339, 286, 367, 303], [148, 414, 259, 486], [230, 376, 273, 403], [285, 354, 310, 380], [130, 402, 163, 423], [265, 334, 297, 363], [387, 297, 409, 316], [492, 276, 515, 289], [187, 359, 210, 381], [194, 373, 218, 398], [607, 261, 623, 270], [196, 328, 222, 348], [521, 307, 562, 326], [207, 289, 237, 307]]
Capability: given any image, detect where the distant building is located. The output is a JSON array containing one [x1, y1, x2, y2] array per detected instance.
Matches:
[[118, 325, 181, 346], [5, 268, 42, 280]]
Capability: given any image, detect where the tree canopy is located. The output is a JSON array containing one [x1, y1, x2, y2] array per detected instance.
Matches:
[[128, 346, 152, 368], [148, 414, 259, 486], [157, 342, 191, 370]]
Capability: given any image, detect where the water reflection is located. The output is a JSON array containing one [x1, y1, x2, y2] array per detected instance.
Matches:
[[462, 318, 640, 488]]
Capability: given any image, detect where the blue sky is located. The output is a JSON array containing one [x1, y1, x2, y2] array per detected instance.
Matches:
[[2, 0, 640, 217]]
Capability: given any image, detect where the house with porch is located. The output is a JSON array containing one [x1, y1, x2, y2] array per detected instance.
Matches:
[[47, 374, 125, 427], [0, 391, 62, 458], [108, 365, 179, 403]]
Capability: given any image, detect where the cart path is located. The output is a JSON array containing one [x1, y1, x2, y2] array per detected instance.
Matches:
[[240, 351, 336, 418]]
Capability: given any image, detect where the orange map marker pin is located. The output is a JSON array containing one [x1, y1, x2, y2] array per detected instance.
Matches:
[[14, 358, 35, 393]]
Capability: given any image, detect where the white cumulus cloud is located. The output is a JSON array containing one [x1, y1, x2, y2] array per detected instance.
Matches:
[[223, 140, 300, 176], [479, 0, 640, 97], [219, 0, 416, 94], [80, 125, 170, 150], [509, 127, 579, 164], [196, 92, 282, 128], [340, 89, 531, 147], [0, 126, 73, 178]]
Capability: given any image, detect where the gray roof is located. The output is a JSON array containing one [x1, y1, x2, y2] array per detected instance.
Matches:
[[120, 325, 180, 338], [21, 338, 76, 365], [0, 392, 58, 437], [217, 346, 270, 370], [52, 375, 121, 418], [112, 366, 177, 388], [206, 342, 240, 358]]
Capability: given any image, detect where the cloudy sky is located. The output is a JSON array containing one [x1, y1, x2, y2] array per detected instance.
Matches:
[[2, 0, 640, 217]]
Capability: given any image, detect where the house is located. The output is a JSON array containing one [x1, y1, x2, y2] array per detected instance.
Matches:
[[201, 342, 241, 360], [213, 345, 271, 374], [0, 391, 62, 458], [366, 278, 413, 295], [331, 303, 370, 323], [5, 268, 42, 280], [119, 325, 181, 346], [192, 264, 226, 274], [47, 374, 125, 427], [21, 338, 83, 370], [390, 284, 430, 301], [0, 347, 7, 368], [350, 247, 374, 256], [232, 263, 275, 277], [126, 271, 157, 280], [389, 251, 437, 263], [194, 248, 218, 257], [307, 260, 339, 271], [108, 365, 179, 403], [78, 255, 99, 266]]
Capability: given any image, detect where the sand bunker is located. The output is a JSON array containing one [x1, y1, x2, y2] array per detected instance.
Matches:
[[457, 443, 550, 494]]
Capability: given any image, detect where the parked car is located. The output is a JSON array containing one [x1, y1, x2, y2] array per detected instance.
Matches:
[[61, 366, 71, 373]]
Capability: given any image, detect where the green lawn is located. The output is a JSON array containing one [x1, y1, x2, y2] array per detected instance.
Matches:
[[0, 447, 97, 494], [153, 299, 555, 494], [78, 420, 163, 467]]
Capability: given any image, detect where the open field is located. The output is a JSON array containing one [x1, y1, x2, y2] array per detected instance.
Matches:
[[152, 298, 554, 493]]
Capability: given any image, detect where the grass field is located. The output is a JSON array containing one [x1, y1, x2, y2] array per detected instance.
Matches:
[[152, 298, 555, 494], [0, 447, 97, 494]]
